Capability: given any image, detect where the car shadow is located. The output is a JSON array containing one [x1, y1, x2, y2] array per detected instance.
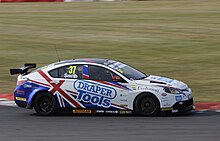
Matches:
[[29, 110, 220, 117]]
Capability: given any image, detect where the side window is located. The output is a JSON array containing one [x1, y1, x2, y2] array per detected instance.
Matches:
[[88, 65, 125, 82], [49, 65, 83, 79], [49, 69, 58, 78]]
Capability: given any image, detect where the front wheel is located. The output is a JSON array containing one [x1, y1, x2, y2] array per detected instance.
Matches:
[[34, 92, 57, 116], [134, 94, 160, 116]]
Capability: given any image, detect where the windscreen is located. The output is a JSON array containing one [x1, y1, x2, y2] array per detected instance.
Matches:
[[105, 60, 147, 80]]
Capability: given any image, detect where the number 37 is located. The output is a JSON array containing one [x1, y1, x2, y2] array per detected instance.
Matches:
[[68, 66, 76, 74]]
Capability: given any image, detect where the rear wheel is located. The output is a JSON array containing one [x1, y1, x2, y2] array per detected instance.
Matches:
[[34, 92, 57, 116], [134, 93, 160, 116]]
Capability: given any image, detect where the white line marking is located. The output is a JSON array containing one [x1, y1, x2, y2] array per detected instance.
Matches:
[[0, 101, 16, 107]]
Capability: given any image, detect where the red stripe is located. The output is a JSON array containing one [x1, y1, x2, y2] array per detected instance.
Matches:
[[82, 74, 89, 79], [38, 70, 82, 108], [57, 88, 81, 108], [29, 79, 50, 87], [66, 90, 78, 95], [95, 80, 125, 90], [111, 103, 131, 110], [38, 70, 52, 82]]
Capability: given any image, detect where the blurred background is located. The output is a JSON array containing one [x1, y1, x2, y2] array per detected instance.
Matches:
[[0, 0, 220, 102]]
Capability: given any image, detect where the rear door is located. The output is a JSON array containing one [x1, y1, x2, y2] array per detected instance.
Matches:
[[48, 64, 85, 108]]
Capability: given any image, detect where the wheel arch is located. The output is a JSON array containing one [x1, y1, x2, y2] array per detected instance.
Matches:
[[133, 92, 161, 111], [27, 90, 54, 109]]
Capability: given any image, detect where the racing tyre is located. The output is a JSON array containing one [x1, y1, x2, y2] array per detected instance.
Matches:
[[34, 92, 57, 116], [134, 94, 160, 116]]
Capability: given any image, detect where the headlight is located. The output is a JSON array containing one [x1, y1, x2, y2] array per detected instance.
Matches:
[[163, 87, 182, 94]]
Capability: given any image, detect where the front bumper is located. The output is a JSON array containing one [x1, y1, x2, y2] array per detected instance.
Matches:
[[161, 98, 194, 115], [173, 98, 194, 113], [15, 100, 27, 108]]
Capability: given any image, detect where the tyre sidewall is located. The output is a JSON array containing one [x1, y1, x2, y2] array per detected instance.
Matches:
[[134, 93, 160, 116], [34, 92, 57, 116]]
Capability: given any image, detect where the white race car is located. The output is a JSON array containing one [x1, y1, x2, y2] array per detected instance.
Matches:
[[10, 58, 194, 116]]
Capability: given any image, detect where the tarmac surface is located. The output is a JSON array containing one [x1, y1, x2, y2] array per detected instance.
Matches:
[[0, 106, 220, 141]]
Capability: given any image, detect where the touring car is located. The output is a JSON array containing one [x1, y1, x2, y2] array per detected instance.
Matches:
[[10, 58, 194, 116]]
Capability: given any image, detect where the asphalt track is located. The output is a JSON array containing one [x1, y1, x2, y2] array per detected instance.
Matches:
[[0, 106, 219, 141]]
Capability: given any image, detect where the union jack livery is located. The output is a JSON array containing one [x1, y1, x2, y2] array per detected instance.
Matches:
[[10, 58, 194, 116]]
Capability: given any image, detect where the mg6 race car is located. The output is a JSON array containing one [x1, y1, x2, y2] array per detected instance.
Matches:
[[10, 58, 194, 116]]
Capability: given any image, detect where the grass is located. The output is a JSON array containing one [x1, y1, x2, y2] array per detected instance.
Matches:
[[0, 0, 220, 102]]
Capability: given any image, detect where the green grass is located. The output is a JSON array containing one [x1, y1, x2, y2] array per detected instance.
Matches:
[[0, 0, 220, 102]]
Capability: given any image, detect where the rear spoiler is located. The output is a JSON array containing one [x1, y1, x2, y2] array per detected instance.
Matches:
[[10, 63, 37, 75]]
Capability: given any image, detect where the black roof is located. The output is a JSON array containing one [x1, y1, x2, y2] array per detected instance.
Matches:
[[73, 58, 108, 64], [54, 58, 114, 66]]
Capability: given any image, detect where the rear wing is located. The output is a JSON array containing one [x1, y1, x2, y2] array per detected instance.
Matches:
[[10, 63, 37, 75]]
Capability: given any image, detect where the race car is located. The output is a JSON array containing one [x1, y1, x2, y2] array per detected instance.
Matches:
[[10, 58, 194, 116]]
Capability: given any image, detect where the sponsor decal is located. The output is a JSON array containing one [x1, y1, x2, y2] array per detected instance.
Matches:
[[162, 99, 169, 102], [73, 109, 92, 114], [23, 84, 32, 88], [16, 90, 25, 95], [157, 77, 174, 83], [120, 104, 128, 107], [131, 84, 137, 90], [120, 94, 127, 97], [95, 110, 105, 113], [161, 107, 173, 111], [161, 97, 168, 100], [175, 96, 182, 101], [162, 103, 171, 107], [137, 86, 159, 93], [151, 76, 174, 83], [120, 99, 128, 102], [94, 110, 119, 114], [119, 110, 132, 114], [172, 110, 178, 113], [161, 93, 167, 97], [74, 80, 117, 108], [15, 97, 26, 102], [105, 110, 118, 114]]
